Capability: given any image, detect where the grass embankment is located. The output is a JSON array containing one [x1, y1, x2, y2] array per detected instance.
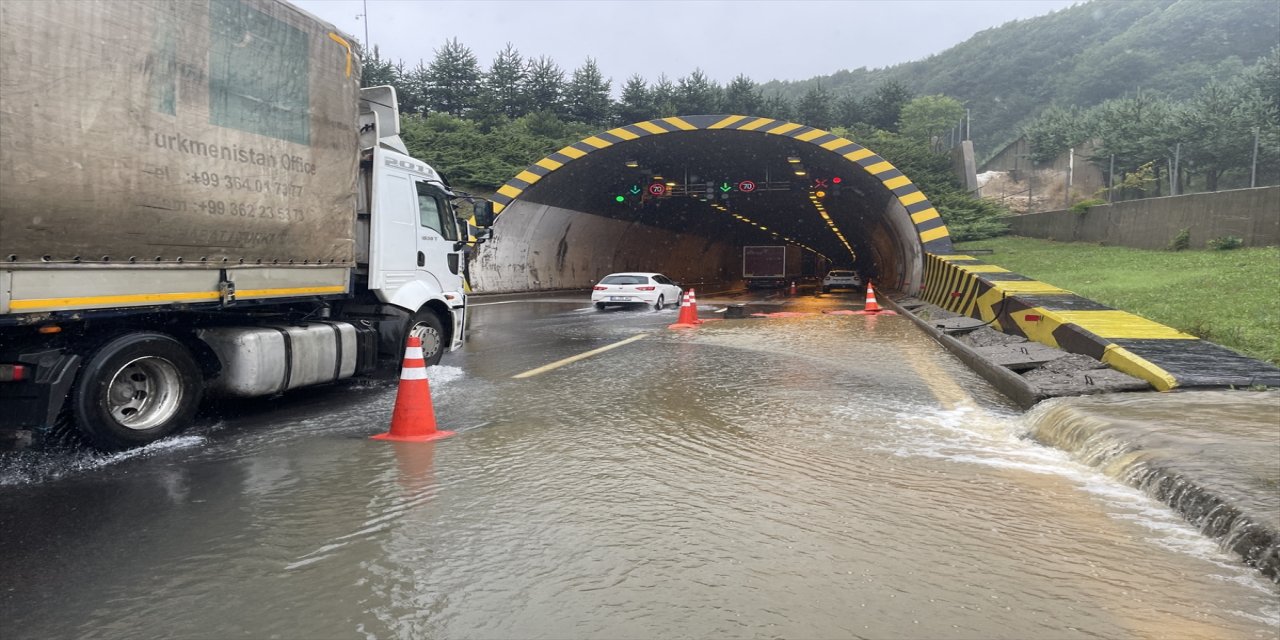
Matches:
[[953, 237, 1280, 366]]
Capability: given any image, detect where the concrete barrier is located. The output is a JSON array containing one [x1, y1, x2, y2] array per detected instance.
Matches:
[[920, 253, 1280, 391], [1004, 187, 1280, 249]]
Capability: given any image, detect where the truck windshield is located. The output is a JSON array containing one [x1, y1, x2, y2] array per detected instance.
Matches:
[[415, 182, 458, 241]]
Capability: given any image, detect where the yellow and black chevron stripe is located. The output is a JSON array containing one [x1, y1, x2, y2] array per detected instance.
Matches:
[[921, 253, 1280, 391], [491, 114, 953, 254]]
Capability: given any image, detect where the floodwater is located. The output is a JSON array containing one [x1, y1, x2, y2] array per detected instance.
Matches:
[[1, 293, 1277, 639]]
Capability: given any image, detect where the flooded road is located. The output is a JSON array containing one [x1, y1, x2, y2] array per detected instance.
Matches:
[[2, 292, 1277, 639]]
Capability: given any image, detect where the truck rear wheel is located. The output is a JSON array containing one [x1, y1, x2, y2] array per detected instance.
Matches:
[[71, 333, 203, 451], [407, 310, 445, 367]]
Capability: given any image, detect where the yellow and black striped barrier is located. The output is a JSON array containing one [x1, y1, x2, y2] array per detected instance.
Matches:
[[920, 253, 1280, 391], [491, 114, 954, 254]]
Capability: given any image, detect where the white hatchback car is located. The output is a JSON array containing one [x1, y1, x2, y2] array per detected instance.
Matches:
[[822, 269, 863, 293], [592, 272, 683, 310]]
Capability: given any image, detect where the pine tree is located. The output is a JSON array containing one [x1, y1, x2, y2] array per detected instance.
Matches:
[[833, 93, 867, 128], [524, 55, 566, 115], [723, 75, 762, 115], [676, 69, 721, 115], [796, 86, 833, 128], [760, 93, 794, 121], [617, 75, 654, 124], [565, 57, 613, 125], [360, 45, 401, 89], [483, 43, 527, 119], [399, 60, 429, 117], [424, 37, 482, 117], [650, 74, 678, 117], [867, 80, 914, 132]]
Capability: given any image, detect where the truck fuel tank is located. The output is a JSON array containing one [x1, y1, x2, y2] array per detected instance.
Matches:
[[198, 322, 366, 398]]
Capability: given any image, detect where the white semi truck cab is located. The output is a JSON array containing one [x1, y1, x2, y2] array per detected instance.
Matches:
[[0, 1, 493, 450]]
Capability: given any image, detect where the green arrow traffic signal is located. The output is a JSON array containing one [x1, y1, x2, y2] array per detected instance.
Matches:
[[720, 182, 732, 192]]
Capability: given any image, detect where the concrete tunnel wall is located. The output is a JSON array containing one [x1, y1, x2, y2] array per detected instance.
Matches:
[[471, 115, 954, 294], [472, 201, 740, 292]]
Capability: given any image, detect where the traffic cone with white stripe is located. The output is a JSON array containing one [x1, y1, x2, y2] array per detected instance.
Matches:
[[863, 281, 882, 313], [669, 289, 703, 329], [372, 336, 455, 442], [854, 281, 897, 315]]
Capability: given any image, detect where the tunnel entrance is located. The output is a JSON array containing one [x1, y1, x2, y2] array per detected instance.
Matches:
[[472, 115, 952, 294]]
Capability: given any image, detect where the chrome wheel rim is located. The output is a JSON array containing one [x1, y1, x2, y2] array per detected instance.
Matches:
[[410, 322, 442, 359], [106, 356, 183, 431]]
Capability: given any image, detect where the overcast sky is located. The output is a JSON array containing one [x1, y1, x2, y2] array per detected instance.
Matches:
[[292, 0, 1079, 86]]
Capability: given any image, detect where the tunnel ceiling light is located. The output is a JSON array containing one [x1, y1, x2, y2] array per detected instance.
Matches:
[[794, 169, 807, 176], [665, 181, 676, 186], [652, 175, 664, 181], [787, 156, 801, 164], [625, 159, 639, 168]]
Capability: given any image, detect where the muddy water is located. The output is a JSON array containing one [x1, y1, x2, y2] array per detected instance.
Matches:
[[1, 301, 1277, 639], [1027, 390, 1280, 579]]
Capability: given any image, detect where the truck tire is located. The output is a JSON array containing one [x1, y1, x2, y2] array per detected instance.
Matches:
[[406, 310, 445, 367], [71, 332, 203, 451]]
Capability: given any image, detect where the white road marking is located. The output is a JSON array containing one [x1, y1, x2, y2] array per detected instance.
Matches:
[[512, 334, 650, 379]]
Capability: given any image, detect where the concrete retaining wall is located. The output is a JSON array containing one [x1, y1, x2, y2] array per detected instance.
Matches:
[[1004, 187, 1280, 249]]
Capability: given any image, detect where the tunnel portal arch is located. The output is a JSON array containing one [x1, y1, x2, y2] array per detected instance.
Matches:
[[475, 115, 953, 294]]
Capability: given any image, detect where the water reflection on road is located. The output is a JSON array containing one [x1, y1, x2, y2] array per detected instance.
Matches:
[[1, 293, 1276, 639]]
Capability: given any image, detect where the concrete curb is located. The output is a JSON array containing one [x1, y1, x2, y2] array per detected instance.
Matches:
[[881, 295, 1046, 409]]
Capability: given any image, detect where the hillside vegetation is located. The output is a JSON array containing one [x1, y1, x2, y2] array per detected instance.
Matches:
[[760, 0, 1280, 156]]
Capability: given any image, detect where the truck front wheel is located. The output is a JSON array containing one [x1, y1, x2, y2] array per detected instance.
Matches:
[[406, 310, 445, 367], [71, 333, 203, 451]]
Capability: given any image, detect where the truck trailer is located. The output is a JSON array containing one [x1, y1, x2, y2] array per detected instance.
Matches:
[[742, 245, 804, 289], [0, 0, 493, 450]]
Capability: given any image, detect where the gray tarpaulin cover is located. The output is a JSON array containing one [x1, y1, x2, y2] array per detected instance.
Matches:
[[0, 0, 360, 265]]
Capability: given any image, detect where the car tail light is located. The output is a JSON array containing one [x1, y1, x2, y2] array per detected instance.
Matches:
[[0, 364, 27, 382], [593, 286, 608, 290], [636, 286, 656, 291]]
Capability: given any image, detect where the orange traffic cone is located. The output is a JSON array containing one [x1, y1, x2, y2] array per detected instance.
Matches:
[[853, 281, 897, 315], [863, 281, 881, 313], [669, 289, 703, 329], [371, 336, 455, 442]]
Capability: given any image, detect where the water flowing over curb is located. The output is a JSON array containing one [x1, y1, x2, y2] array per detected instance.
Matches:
[[1026, 397, 1280, 582]]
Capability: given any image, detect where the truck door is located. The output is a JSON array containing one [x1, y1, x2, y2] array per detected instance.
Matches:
[[369, 148, 463, 306], [411, 180, 462, 293]]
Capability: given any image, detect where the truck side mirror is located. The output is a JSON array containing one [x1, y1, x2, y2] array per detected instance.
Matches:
[[472, 200, 495, 227]]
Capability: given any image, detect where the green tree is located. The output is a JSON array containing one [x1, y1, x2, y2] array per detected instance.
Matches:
[[866, 80, 914, 132], [482, 43, 527, 119], [524, 55, 566, 114], [723, 74, 762, 115], [1089, 91, 1179, 196], [617, 75, 654, 123], [796, 86, 833, 128], [564, 57, 613, 125], [398, 60, 429, 116], [676, 69, 721, 115], [360, 45, 401, 88], [898, 94, 965, 148], [849, 129, 1008, 241], [423, 38, 481, 117], [760, 93, 793, 121], [833, 93, 867, 128], [1024, 105, 1092, 163], [650, 74, 678, 117], [1177, 79, 1273, 190]]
